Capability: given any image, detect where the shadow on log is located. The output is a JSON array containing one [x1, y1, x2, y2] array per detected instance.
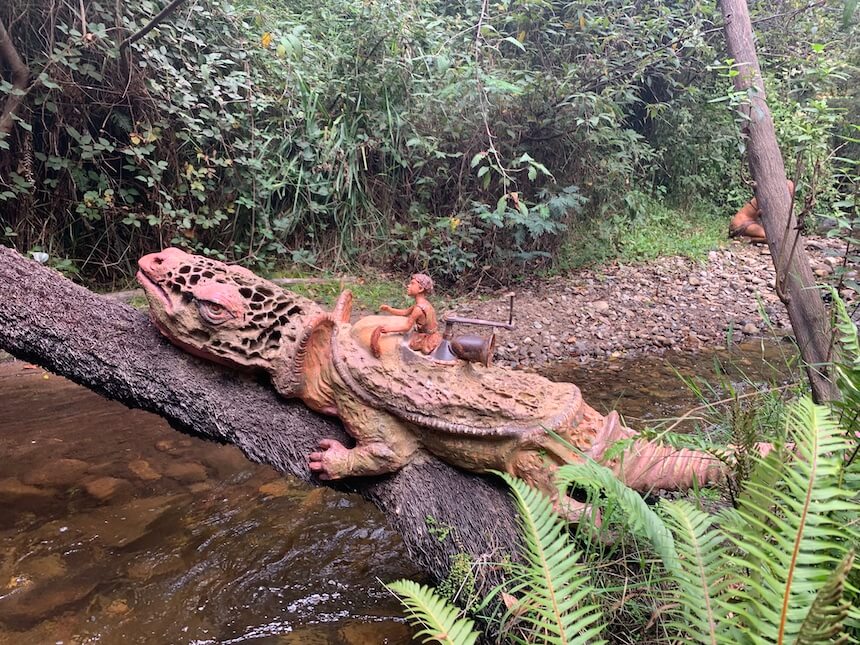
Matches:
[[0, 246, 520, 591]]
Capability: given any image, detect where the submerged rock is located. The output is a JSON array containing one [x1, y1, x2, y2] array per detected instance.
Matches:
[[21, 458, 89, 488], [164, 461, 207, 483], [82, 476, 132, 502], [128, 459, 161, 481]]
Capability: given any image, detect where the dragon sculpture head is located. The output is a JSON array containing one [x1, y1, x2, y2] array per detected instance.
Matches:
[[137, 247, 321, 370]]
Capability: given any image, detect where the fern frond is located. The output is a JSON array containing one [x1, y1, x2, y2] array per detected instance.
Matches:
[[660, 500, 734, 645], [386, 579, 480, 645], [723, 397, 858, 644], [556, 459, 678, 575], [830, 287, 860, 367], [830, 287, 860, 444], [797, 549, 855, 645], [500, 473, 606, 645]]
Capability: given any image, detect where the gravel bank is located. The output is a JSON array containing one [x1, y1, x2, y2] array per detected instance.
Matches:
[[450, 238, 857, 369]]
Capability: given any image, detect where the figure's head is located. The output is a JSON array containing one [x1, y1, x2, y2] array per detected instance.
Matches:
[[136, 248, 319, 370], [408, 273, 434, 297]]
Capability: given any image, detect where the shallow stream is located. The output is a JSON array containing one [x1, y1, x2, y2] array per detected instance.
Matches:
[[0, 339, 794, 644]]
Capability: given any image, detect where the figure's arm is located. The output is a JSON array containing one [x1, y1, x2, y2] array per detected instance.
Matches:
[[370, 308, 423, 357], [380, 304, 413, 316]]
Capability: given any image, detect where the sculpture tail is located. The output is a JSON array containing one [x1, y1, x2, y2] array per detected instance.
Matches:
[[587, 412, 730, 492]]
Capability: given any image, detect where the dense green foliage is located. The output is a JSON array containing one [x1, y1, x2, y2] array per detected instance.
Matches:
[[0, 0, 856, 284]]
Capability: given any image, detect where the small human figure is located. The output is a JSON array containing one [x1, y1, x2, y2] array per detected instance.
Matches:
[[370, 273, 442, 358], [729, 180, 795, 244]]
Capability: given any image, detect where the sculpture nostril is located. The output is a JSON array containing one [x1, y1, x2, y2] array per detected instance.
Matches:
[[153, 256, 164, 265]]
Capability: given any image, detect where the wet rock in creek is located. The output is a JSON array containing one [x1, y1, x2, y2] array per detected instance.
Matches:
[[82, 476, 132, 502], [258, 479, 293, 498], [21, 458, 89, 488], [163, 461, 208, 483], [199, 443, 253, 477], [338, 621, 413, 644], [128, 459, 162, 481], [0, 571, 98, 629], [0, 477, 56, 501]]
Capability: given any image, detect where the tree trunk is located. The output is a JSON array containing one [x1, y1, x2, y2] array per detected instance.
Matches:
[[719, 0, 837, 403], [0, 246, 520, 593], [0, 18, 30, 136]]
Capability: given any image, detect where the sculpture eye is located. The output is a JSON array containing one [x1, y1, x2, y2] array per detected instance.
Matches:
[[197, 300, 233, 324]]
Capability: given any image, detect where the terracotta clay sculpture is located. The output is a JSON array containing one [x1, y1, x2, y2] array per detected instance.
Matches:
[[729, 180, 795, 244], [137, 248, 740, 519], [371, 274, 442, 357]]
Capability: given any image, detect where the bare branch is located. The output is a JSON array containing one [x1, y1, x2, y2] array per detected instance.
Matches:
[[118, 0, 188, 52]]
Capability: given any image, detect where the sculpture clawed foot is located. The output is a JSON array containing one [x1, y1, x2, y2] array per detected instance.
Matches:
[[309, 438, 351, 480], [308, 437, 411, 479]]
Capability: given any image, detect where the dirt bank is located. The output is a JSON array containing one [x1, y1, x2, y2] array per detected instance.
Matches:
[[450, 238, 857, 369]]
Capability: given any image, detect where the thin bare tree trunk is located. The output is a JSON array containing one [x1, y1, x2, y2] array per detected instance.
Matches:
[[0, 246, 520, 595], [0, 17, 30, 136], [719, 0, 837, 402]]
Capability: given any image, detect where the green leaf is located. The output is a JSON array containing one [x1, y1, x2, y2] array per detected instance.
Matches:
[[723, 398, 858, 642], [661, 500, 732, 644], [500, 473, 606, 644], [796, 549, 854, 644], [502, 36, 526, 52], [557, 460, 679, 575], [843, 0, 858, 28], [386, 579, 480, 645]]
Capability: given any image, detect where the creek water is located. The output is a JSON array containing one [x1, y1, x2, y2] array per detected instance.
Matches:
[[0, 339, 795, 644]]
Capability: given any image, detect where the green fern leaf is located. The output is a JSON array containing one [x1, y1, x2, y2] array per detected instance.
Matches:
[[501, 473, 606, 645], [660, 500, 734, 644], [386, 579, 480, 645], [723, 397, 858, 644], [829, 287, 860, 366], [797, 549, 855, 645], [556, 459, 678, 575]]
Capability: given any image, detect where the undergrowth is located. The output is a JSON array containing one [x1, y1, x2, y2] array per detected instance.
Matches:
[[557, 198, 727, 270]]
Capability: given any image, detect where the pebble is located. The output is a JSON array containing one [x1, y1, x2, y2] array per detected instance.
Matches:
[[593, 300, 610, 313], [0, 477, 55, 500]]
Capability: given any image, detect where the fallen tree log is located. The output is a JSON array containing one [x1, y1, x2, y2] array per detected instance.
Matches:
[[0, 245, 520, 592]]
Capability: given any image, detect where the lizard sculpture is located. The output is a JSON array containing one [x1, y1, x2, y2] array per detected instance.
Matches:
[[137, 248, 732, 518]]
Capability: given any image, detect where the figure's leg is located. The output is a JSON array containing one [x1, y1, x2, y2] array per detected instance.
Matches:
[[309, 400, 421, 480]]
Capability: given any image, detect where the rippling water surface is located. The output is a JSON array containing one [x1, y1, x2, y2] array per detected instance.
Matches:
[[0, 361, 420, 644]]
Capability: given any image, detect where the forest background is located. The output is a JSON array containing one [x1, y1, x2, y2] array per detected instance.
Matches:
[[0, 0, 857, 288]]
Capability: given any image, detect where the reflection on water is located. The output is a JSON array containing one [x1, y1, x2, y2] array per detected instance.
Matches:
[[542, 340, 796, 425], [0, 361, 419, 644], [0, 339, 796, 644]]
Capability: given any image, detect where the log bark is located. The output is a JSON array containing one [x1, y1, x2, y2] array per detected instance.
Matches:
[[0, 246, 520, 592], [719, 0, 838, 403]]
